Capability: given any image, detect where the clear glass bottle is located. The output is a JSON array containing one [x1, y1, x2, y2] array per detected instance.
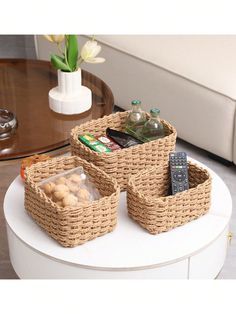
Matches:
[[140, 108, 165, 142], [125, 100, 147, 137]]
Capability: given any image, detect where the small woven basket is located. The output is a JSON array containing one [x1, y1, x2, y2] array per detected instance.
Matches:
[[127, 162, 212, 234], [24, 156, 120, 247], [70, 111, 177, 191]]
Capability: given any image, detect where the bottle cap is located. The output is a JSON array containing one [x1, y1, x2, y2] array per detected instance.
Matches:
[[131, 100, 141, 105], [150, 108, 160, 116]]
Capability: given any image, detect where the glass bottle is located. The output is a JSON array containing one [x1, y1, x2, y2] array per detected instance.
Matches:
[[140, 108, 165, 142], [125, 100, 147, 137]]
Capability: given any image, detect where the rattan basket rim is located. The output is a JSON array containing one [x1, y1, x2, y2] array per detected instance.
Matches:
[[70, 111, 177, 157], [127, 161, 211, 202], [25, 155, 120, 213]]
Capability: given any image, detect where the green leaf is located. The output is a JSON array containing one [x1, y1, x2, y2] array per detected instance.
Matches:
[[51, 54, 71, 72], [67, 35, 78, 71]]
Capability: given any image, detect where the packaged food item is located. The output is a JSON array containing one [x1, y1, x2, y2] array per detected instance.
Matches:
[[106, 127, 144, 148], [21, 154, 50, 181], [79, 134, 111, 153], [39, 166, 101, 208], [96, 135, 121, 151]]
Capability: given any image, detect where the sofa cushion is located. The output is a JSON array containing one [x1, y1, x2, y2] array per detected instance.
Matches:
[[97, 35, 236, 100]]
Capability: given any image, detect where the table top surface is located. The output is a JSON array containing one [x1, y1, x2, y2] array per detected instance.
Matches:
[[0, 59, 114, 161], [3, 158, 232, 270]]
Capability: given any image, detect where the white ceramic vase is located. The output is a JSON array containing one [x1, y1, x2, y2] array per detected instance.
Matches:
[[49, 69, 92, 115]]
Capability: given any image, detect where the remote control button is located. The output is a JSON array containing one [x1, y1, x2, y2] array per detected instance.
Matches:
[[173, 171, 186, 182]]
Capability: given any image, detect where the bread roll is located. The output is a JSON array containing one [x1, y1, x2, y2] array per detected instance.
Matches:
[[55, 176, 67, 185], [67, 181, 79, 193], [42, 182, 56, 194], [63, 194, 78, 207], [54, 184, 69, 193], [77, 188, 90, 202], [69, 173, 82, 184], [54, 190, 69, 200]]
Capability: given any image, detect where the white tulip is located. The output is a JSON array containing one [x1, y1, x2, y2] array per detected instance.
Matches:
[[81, 40, 105, 63], [44, 35, 65, 44]]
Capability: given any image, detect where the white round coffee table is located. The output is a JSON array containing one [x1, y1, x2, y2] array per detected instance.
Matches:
[[4, 158, 232, 279]]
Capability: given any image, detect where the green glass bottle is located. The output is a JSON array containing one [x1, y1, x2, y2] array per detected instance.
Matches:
[[140, 108, 165, 142], [125, 100, 147, 138]]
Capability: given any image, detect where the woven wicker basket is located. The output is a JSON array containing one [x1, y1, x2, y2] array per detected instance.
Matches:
[[127, 162, 212, 234], [70, 111, 177, 190], [24, 156, 120, 247]]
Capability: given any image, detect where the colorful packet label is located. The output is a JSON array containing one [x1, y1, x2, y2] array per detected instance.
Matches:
[[79, 134, 112, 153], [97, 135, 121, 151]]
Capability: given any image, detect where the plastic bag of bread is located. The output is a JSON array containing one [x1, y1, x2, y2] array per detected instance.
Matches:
[[39, 166, 101, 208]]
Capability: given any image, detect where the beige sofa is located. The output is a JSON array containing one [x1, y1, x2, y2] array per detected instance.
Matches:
[[35, 35, 236, 164]]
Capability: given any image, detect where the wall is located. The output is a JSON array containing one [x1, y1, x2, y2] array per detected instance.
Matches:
[[0, 35, 36, 59]]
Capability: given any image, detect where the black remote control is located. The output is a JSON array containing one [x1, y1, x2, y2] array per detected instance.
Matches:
[[169, 152, 189, 195]]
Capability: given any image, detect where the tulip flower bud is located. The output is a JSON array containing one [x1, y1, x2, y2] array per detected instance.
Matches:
[[44, 35, 65, 44], [81, 40, 105, 63]]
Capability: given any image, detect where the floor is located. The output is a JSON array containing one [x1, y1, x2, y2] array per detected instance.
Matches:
[[0, 138, 235, 279], [0, 162, 19, 279], [0, 35, 36, 279]]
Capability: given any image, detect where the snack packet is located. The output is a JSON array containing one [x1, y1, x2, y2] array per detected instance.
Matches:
[[39, 166, 101, 208], [79, 134, 111, 153], [96, 135, 121, 151]]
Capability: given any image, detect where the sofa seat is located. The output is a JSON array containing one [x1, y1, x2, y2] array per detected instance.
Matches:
[[97, 35, 236, 100], [36, 35, 236, 163]]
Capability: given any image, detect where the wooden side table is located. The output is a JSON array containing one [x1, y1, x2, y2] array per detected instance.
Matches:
[[0, 59, 114, 161]]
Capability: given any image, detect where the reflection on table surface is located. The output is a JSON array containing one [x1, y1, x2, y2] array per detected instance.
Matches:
[[0, 59, 114, 161]]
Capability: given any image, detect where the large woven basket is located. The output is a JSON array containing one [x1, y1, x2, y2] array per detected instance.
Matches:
[[127, 162, 211, 234], [24, 156, 120, 247], [70, 111, 177, 190]]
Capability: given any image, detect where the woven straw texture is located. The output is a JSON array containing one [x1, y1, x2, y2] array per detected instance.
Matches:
[[127, 162, 212, 234], [70, 111, 177, 191], [24, 156, 120, 247]]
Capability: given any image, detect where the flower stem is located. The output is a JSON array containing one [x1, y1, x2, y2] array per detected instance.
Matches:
[[64, 42, 72, 72]]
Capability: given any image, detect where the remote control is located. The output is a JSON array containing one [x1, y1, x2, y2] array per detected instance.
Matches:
[[169, 152, 189, 195]]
